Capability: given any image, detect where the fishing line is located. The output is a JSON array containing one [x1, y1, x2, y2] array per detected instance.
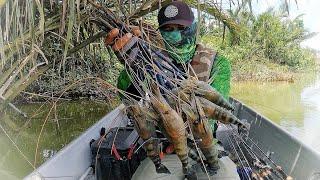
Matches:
[[186, 120, 211, 180], [224, 124, 286, 180], [230, 133, 253, 180], [225, 124, 278, 179], [225, 125, 264, 177], [225, 130, 252, 180], [0, 123, 36, 169], [246, 136, 289, 178], [224, 124, 259, 162], [224, 127, 249, 175], [231, 132, 253, 171]]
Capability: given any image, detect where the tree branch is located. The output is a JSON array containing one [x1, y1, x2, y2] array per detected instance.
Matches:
[[67, 30, 107, 55], [0, 95, 28, 118]]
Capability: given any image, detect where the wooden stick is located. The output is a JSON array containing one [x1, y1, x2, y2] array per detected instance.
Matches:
[[0, 95, 28, 118]]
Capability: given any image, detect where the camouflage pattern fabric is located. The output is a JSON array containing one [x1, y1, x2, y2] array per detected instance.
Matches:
[[189, 44, 217, 82]]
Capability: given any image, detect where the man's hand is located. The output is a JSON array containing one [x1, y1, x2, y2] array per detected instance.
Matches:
[[104, 26, 142, 65], [104, 26, 141, 51]]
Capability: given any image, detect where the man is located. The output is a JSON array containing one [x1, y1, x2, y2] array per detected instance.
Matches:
[[156, 1, 231, 138], [107, 1, 231, 178]]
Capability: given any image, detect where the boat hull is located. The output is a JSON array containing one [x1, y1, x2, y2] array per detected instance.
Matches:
[[24, 99, 320, 179]]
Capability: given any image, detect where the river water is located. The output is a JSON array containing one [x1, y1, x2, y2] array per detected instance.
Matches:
[[231, 72, 320, 151], [0, 72, 320, 179], [0, 100, 117, 179]]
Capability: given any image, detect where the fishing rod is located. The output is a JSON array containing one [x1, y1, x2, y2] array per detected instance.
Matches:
[[226, 131, 252, 180], [230, 131, 275, 180], [224, 124, 293, 180], [228, 131, 271, 179], [245, 135, 292, 180]]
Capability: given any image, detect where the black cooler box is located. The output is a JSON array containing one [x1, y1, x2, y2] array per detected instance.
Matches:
[[90, 127, 146, 180]]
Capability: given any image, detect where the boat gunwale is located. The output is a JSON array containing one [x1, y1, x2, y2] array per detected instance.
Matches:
[[231, 97, 320, 158]]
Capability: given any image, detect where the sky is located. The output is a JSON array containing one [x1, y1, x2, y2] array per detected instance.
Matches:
[[252, 0, 320, 51]]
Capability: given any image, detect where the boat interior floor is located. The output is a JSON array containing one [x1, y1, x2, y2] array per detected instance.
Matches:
[[84, 147, 240, 180], [132, 154, 240, 180]]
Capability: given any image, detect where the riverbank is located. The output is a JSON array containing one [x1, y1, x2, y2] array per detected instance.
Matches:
[[18, 33, 317, 102], [231, 59, 295, 82], [18, 61, 315, 103], [231, 59, 319, 82], [230, 59, 320, 82]]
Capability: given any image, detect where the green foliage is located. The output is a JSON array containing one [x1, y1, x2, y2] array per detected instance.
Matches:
[[251, 12, 315, 68], [201, 8, 316, 81]]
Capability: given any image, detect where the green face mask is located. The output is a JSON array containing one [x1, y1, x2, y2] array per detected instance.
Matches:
[[160, 21, 197, 63]]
